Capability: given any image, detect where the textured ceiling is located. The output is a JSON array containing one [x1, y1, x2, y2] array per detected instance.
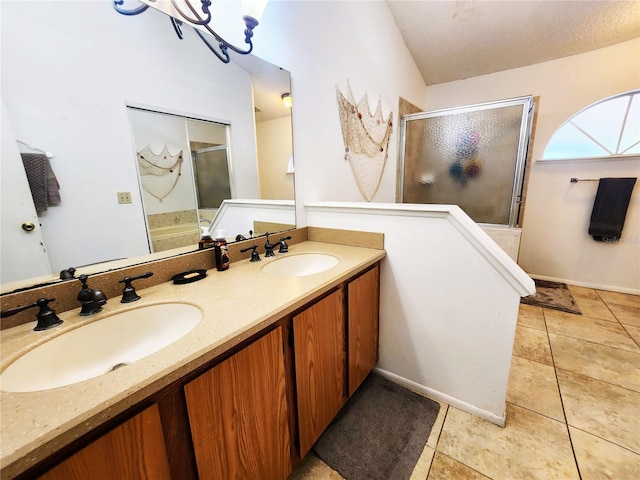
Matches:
[[387, 0, 640, 86]]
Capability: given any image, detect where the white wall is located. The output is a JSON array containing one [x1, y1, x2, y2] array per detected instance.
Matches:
[[1, 1, 258, 272], [423, 39, 640, 293], [251, 1, 428, 224], [256, 116, 294, 199], [307, 202, 535, 425], [210, 199, 295, 241]]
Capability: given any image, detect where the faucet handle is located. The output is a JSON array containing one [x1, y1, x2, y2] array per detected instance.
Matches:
[[278, 236, 292, 253], [119, 272, 154, 303], [0, 298, 63, 331], [240, 245, 261, 262], [59, 267, 76, 280]]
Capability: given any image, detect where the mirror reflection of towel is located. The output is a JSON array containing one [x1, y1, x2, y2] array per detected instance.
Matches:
[[588, 177, 636, 242], [20, 153, 61, 212]]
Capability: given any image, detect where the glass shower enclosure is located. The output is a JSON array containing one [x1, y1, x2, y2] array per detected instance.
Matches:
[[398, 96, 535, 227]]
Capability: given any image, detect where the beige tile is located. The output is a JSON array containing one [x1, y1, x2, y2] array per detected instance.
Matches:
[[624, 324, 640, 345], [410, 445, 435, 480], [570, 427, 640, 480], [507, 356, 564, 421], [426, 402, 448, 449], [573, 296, 616, 321], [596, 290, 640, 308], [568, 285, 601, 300], [545, 310, 639, 352], [608, 302, 640, 327], [512, 324, 554, 366], [427, 452, 491, 480], [518, 304, 546, 331], [550, 334, 640, 392], [557, 369, 640, 453], [288, 453, 344, 480], [438, 404, 579, 480]]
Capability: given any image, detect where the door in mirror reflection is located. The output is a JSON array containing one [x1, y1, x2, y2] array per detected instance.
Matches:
[[127, 107, 231, 253]]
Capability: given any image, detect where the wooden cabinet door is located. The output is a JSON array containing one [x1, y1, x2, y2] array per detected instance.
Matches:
[[348, 264, 380, 396], [184, 327, 291, 480], [40, 405, 171, 480], [293, 289, 346, 457]]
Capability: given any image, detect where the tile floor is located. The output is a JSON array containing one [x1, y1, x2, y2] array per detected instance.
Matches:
[[289, 286, 640, 479]]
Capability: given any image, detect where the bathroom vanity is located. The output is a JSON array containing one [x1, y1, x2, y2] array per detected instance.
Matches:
[[0, 238, 384, 479]]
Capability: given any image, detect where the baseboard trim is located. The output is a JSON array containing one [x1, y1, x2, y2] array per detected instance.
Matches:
[[373, 367, 506, 427], [529, 274, 640, 296]]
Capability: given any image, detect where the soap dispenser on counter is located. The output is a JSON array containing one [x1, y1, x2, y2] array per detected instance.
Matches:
[[214, 229, 229, 271], [199, 227, 214, 250]]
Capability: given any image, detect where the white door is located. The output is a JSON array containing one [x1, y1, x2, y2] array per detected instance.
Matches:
[[1, 101, 52, 284]]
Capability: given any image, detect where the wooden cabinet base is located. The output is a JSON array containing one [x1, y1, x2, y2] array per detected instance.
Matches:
[[293, 289, 347, 457], [184, 327, 292, 480], [39, 405, 171, 480]]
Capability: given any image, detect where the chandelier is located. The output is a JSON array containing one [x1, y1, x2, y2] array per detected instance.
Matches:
[[113, 0, 268, 63]]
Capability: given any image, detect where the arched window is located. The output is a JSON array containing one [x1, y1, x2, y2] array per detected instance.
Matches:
[[542, 90, 640, 160]]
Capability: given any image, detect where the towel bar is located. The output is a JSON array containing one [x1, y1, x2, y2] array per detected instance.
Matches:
[[570, 177, 599, 183]]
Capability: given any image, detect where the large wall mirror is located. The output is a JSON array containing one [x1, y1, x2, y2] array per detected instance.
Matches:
[[0, 1, 294, 291]]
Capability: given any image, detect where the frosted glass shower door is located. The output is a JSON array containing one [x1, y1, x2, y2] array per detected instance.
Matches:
[[399, 96, 534, 226]]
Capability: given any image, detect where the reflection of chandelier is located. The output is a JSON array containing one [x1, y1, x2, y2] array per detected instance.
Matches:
[[113, 0, 269, 63]]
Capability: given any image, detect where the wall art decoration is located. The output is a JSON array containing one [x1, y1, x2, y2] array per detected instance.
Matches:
[[337, 82, 393, 201], [137, 145, 183, 201]]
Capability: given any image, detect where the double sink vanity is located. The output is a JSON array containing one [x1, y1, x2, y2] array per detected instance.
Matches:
[[0, 229, 385, 479]]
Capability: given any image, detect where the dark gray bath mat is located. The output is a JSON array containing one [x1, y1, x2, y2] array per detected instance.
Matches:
[[520, 279, 582, 314], [312, 372, 440, 480]]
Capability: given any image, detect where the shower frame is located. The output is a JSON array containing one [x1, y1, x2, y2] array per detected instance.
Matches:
[[397, 96, 535, 228]]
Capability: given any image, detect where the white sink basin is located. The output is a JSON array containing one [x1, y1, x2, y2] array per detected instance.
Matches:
[[261, 253, 339, 277], [0, 303, 202, 392]]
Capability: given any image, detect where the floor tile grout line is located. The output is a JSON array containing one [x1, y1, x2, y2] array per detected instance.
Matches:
[[554, 365, 640, 394], [593, 289, 630, 327], [542, 306, 584, 480], [431, 404, 448, 451], [426, 404, 449, 480], [504, 400, 566, 426], [511, 351, 554, 368], [567, 424, 640, 457], [427, 451, 493, 480], [546, 328, 640, 354], [595, 291, 640, 348], [619, 323, 640, 349]]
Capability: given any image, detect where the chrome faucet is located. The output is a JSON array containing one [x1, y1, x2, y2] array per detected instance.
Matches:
[[77, 274, 107, 316]]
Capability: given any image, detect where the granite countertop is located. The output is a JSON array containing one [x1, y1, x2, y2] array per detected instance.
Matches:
[[0, 241, 386, 479]]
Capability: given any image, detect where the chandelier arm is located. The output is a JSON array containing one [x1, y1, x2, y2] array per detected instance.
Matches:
[[200, 21, 254, 55], [193, 29, 231, 63], [171, 17, 184, 39], [112, 0, 149, 16], [113, 0, 258, 63], [170, 0, 212, 26]]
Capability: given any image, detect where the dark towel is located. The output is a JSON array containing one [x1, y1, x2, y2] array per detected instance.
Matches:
[[588, 177, 636, 242], [20, 153, 61, 212]]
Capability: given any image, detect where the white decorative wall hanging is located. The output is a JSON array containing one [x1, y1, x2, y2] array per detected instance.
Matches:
[[337, 82, 393, 201], [137, 145, 183, 201]]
